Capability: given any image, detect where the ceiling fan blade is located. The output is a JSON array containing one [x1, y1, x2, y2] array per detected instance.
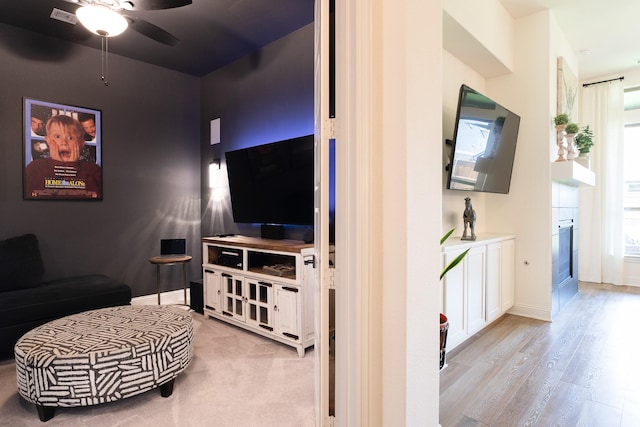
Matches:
[[127, 17, 179, 46], [59, 0, 90, 5], [126, 0, 192, 11]]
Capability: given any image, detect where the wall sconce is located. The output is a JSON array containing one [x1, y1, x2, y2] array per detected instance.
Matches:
[[209, 158, 221, 188]]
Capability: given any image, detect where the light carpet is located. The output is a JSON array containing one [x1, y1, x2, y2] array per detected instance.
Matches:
[[0, 310, 315, 427]]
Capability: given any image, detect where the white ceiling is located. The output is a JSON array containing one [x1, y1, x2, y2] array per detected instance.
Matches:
[[500, 0, 640, 82]]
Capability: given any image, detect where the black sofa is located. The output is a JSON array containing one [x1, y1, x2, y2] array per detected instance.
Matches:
[[0, 233, 131, 358]]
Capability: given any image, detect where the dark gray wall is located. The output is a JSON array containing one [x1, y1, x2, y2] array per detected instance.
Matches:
[[200, 24, 314, 240], [0, 24, 201, 297]]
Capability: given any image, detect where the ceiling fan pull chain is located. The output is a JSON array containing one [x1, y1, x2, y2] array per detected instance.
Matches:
[[101, 35, 110, 86]]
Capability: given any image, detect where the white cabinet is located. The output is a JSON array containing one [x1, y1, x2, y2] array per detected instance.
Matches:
[[501, 238, 515, 312], [442, 245, 486, 349], [442, 234, 515, 351], [203, 268, 222, 314], [202, 236, 315, 357], [274, 285, 299, 340], [486, 242, 502, 322], [466, 246, 487, 335], [442, 247, 466, 347], [486, 239, 516, 323]]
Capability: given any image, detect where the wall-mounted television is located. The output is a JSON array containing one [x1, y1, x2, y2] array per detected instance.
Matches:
[[447, 84, 520, 194], [225, 134, 314, 226]]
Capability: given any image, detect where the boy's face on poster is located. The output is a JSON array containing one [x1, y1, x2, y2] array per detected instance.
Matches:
[[46, 121, 84, 162]]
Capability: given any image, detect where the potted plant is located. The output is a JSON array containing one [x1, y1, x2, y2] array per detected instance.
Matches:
[[554, 113, 569, 127], [574, 125, 594, 169], [439, 228, 470, 370], [575, 125, 594, 154], [565, 123, 579, 135]]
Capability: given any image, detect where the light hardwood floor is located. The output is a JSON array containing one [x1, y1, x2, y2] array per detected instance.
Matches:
[[440, 282, 640, 427]]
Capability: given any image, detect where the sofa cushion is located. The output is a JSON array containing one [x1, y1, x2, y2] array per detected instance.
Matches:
[[0, 233, 45, 292], [0, 274, 131, 327]]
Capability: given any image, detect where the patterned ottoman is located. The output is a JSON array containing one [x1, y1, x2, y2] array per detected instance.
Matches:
[[14, 305, 193, 422]]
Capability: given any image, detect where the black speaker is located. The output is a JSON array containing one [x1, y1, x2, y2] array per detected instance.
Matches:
[[261, 224, 285, 240], [190, 280, 203, 314]]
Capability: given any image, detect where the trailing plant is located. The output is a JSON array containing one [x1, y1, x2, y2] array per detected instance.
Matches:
[[575, 125, 594, 154], [554, 114, 569, 126], [440, 228, 470, 280], [565, 123, 579, 134]]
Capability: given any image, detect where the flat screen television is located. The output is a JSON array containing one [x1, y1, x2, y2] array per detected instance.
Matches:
[[447, 84, 521, 194], [225, 134, 314, 226]]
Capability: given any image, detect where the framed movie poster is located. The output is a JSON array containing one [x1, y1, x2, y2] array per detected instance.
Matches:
[[23, 98, 102, 200]]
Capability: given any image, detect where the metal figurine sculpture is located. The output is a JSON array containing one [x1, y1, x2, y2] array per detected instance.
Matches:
[[462, 197, 477, 241]]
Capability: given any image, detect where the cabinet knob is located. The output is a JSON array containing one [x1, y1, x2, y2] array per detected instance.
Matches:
[[274, 305, 278, 311]]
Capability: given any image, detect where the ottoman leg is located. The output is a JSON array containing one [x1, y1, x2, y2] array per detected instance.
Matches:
[[160, 379, 175, 397], [36, 405, 54, 422]]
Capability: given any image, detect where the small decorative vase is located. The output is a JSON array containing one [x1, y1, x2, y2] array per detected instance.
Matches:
[[555, 124, 567, 162], [565, 134, 576, 160], [576, 152, 591, 169]]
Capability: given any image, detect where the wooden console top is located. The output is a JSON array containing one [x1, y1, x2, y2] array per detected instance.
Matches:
[[202, 235, 313, 253]]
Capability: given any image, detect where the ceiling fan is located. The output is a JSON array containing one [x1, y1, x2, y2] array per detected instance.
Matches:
[[57, 0, 192, 46], [52, 0, 191, 85]]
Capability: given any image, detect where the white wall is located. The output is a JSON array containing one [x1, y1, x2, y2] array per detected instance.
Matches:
[[335, 0, 443, 424], [443, 0, 514, 77], [443, 6, 579, 320], [484, 11, 553, 320]]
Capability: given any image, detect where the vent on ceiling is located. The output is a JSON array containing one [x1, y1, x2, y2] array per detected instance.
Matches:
[[50, 8, 78, 25]]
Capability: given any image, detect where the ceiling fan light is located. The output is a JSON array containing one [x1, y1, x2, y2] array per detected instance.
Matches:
[[76, 5, 128, 37]]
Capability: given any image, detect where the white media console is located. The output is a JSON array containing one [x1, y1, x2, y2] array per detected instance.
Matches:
[[201, 236, 315, 357]]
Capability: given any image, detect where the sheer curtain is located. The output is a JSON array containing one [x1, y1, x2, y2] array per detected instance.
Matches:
[[578, 79, 625, 285]]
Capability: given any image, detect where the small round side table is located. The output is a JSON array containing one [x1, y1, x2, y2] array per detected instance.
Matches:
[[148, 255, 192, 305]]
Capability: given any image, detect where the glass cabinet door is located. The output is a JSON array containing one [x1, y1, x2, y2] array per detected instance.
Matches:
[[246, 278, 273, 331], [223, 273, 246, 322]]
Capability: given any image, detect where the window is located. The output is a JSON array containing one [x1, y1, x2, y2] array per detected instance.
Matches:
[[623, 87, 640, 256], [624, 124, 640, 255]]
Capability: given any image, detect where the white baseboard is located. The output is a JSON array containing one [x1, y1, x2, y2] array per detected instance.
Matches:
[[507, 304, 552, 322], [132, 289, 191, 306], [624, 276, 640, 287]]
